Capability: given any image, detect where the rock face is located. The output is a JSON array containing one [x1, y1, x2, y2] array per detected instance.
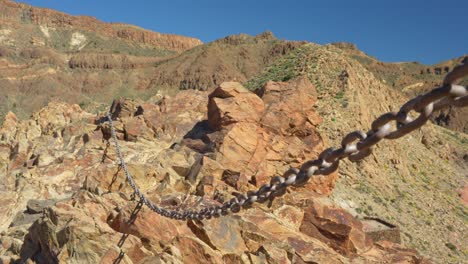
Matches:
[[204, 78, 332, 195], [0, 79, 430, 263], [0, 0, 202, 52], [299, 198, 373, 256]]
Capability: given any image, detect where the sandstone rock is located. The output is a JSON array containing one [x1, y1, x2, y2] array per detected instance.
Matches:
[[187, 217, 247, 254], [258, 77, 321, 138], [15, 191, 152, 264], [26, 199, 58, 214], [170, 236, 224, 264], [110, 98, 142, 119], [299, 197, 373, 256], [203, 80, 336, 195], [362, 218, 401, 244], [208, 82, 265, 130], [32, 102, 93, 136], [142, 90, 208, 141], [9, 212, 41, 228], [123, 116, 154, 142], [0, 111, 17, 141]]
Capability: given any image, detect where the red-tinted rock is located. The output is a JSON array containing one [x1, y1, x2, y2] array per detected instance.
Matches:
[[208, 82, 265, 130], [299, 198, 373, 256], [205, 79, 336, 195]]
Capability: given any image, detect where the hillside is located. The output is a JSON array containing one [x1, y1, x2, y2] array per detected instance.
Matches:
[[0, 0, 201, 52], [0, 1, 306, 123], [246, 43, 468, 263], [0, 0, 199, 121], [330, 42, 468, 133], [0, 80, 435, 264], [150, 32, 305, 91]]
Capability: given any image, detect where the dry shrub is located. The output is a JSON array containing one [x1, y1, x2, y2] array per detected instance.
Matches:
[[19, 48, 63, 65], [0, 46, 12, 57], [68, 53, 159, 69], [69, 53, 135, 69]]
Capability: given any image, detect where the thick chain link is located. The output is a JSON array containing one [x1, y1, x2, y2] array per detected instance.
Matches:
[[107, 62, 468, 221]]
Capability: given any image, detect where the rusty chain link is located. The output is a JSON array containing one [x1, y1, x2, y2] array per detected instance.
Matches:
[[107, 61, 468, 221]]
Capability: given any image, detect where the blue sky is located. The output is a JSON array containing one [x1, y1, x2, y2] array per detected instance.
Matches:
[[17, 0, 468, 64]]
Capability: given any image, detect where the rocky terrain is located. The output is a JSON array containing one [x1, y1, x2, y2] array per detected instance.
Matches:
[[0, 0, 467, 263], [247, 43, 468, 263], [1, 0, 465, 132], [331, 42, 468, 133], [0, 78, 437, 263]]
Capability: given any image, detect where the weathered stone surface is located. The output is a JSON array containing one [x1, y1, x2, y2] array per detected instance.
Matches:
[[362, 217, 401, 244], [187, 217, 247, 254], [258, 77, 321, 137], [110, 98, 142, 119], [9, 212, 41, 227], [203, 79, 336, 195], [459, 183, 468, 206], [26, 199, 58, 214], [33, 102, 93, 136], [123, 116, 154, 142], [208, 82, 265, 130], [0, 80, 430, 263], [299, 197, 373, 256], [142, 90, 208, 141], [0, 111, 17, 141]]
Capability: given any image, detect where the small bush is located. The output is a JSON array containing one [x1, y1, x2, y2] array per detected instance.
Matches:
[[0, 46, 12, 57], [19, 48, 62, 65], [445, 243, 457, 252]]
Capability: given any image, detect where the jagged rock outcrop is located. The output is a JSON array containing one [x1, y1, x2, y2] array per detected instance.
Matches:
[[0, 79, 430, 263], [203, 78, 333, 195]]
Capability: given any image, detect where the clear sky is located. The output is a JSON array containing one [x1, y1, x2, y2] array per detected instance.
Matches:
[[17, 0, 468, 65]]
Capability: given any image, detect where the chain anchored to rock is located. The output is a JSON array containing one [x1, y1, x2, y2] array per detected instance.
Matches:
[[107, 62, 468, 221]]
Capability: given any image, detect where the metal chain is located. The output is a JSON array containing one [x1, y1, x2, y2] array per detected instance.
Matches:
[[107, 62, 468, 221]]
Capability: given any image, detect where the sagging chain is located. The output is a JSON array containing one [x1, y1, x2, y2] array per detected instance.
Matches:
[[107, 62, 468, 221]]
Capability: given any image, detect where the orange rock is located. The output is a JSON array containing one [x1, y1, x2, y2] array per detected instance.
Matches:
[[171, 236, 224, 264], [123, 116, 154, 141], [0, 111, 18, 140], [204, 79, 336, 195], [187, 217, 247, 254], [300, 198, 373, 256], [0, 76, 431, 264], [208, 82, 265, 130], [259, 76, 320, 138]]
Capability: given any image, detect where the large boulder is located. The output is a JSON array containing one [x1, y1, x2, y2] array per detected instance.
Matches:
[[299, 197, 373, 256], [203, 78, 336, 195], [208, 82, 265, 130]]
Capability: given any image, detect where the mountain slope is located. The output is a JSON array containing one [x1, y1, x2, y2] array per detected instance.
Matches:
[[150, 32, 305, 91], [331, 42, 468, 133], [0, 81, 431, 264], [247, 43, 468, 263], [0, 1, 305, 123], [0, 0, 201, 122]]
